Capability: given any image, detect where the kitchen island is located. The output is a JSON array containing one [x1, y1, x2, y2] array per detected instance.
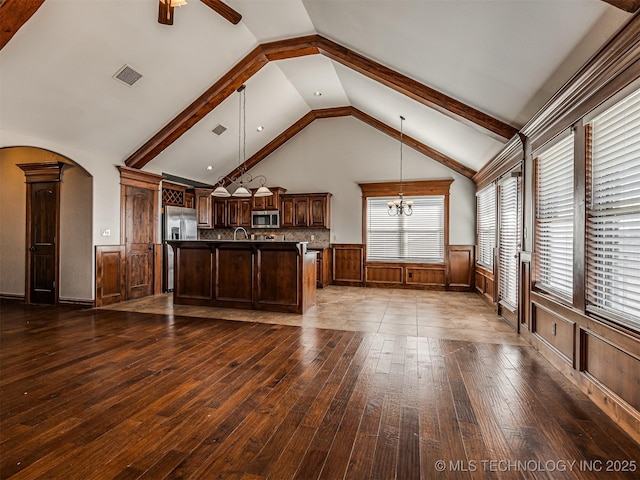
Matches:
[[167, 240, 317, 314]]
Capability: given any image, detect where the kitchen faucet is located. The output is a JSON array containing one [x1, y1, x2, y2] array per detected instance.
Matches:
[[233, 226, 248, 241]]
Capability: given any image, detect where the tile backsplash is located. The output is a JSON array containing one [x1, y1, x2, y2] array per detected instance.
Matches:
[[199, 227, 330, 248]]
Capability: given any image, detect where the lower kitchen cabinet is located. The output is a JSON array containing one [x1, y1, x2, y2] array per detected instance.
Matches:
[[310, 247, 332, 288]]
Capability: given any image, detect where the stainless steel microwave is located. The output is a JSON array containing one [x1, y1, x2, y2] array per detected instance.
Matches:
[[251, 210, 280, 228]]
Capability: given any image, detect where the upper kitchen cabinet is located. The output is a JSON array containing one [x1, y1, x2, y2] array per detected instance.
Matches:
[[281, 193, 332, 228], [252, 187, 286, 211], [309, 194, 332, 228], [228, 198, 252, 227], [162, 181, 187, 207], [194, 188, 213, 228]]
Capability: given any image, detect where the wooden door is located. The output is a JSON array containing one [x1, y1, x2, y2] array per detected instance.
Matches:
[[124, 186, 155, 299], [28, 182, 59, 304]]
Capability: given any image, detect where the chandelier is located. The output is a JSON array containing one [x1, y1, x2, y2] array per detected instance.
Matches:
[[212, 85, 272, 198], [388, 115, 413, 216]]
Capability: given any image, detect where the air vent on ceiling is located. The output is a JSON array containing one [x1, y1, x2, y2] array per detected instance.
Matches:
[[113, 64, 143, 86], [212, 124, 227, 136]]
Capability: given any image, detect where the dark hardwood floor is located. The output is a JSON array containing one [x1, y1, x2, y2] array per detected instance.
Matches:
[[1, 299, 639, 479]]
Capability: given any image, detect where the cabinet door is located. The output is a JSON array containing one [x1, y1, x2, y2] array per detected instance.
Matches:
[[228, 200, 239, 226], [293, 197, 309, 227], [281, 197, 294, 227], [309, 196, 329, 228], [184, 192, 195, 209], [252, 195, 266, 211], [239, 199, 252, 227], [213, 200, 227, 228], [195, 189, 213, 228]]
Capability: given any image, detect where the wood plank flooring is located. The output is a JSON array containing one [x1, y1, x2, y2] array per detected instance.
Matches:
[[1, 298, 639, 479]]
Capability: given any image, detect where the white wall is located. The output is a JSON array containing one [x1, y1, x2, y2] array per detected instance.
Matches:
[[246, 117, 476, 245]]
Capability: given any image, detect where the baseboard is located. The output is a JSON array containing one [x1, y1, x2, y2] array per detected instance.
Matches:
[[59, 298, 95, 308], [0, 293, 25, 301]]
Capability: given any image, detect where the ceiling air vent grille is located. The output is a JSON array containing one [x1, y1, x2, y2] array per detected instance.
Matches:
[[113, 64, 143, 86], [212, 124, 227, 135]]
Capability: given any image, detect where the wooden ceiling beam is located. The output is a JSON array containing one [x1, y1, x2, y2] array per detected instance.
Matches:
[[601, 0, 640, 13], [126, 46, 269, 169], [126, 34, 517, 169], [350, 108, 477, 179], [0, 0, 46, 50], [200, 0, 242, 25], [223, 106, 476, 185], [316, 36, 518, 142]]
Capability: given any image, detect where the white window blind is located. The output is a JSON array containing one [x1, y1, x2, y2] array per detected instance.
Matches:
[[586, 88, 640, 329], [367, 196, 444, 262], [535, 134, 574, 300], [476, 184, 496, 268], [499, 175, 521, 309]]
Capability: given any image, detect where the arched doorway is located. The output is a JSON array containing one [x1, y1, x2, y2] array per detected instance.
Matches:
[[0, 146, 93, 304]]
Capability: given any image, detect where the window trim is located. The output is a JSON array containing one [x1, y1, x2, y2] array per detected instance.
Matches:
[[359, 180, 452, 264]]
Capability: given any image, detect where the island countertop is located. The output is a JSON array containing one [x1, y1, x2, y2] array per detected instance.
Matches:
[[167, 239, 317, 314]]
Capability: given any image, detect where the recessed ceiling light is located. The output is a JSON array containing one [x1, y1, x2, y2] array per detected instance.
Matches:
[[256, 126, 264, 132], [206, 165, 213, 171], [313, 91, 322, 97]]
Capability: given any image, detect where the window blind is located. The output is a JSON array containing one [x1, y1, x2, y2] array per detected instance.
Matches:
[[499, 176, 521, 309], [476, 183, 496, 268], [586, 87, 640, 328], [367, 196, 444, 262], [535, 134, 574, 300]]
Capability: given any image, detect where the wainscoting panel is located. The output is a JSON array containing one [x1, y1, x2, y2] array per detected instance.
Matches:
[[332, 244, 364, 286], [581, 328, 640, 413], [447, 245, 474, 290], [532, 303, 575, 365], [95, 245, 125, 307]]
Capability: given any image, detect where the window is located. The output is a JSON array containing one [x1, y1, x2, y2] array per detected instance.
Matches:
[[498, 175, 521, 309], [360, 180, 451, 264], [535, 134, 574, 300], [366, 196, 444, 262], [586, 88, 640, 329], [476, 183, 496, 268]]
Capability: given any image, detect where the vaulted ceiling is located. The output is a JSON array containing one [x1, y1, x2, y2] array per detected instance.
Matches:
[[0, 0, 635, 184]]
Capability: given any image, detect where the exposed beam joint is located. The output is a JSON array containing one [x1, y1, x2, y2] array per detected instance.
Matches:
[[126, 35, 518, 169], [223, 107, 476, 184]]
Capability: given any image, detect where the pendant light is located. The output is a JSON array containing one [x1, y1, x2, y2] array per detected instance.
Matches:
[[388, 115, 413, 216], [212, 84, 272, 198]]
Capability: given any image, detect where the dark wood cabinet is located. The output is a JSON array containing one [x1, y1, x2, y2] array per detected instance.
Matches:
[[213, 199, 227, 228], [214, 198, 251, 228], [310, 247, 332, 288], [293, 197, 309, 227], [252, 187, 286, 211], [280, 197, 295, 227], [281, 193, 331, 228], [309, 194, 331, 228], [194, 188, 213, 228], [227, 199, 251, 227], [184, 192, 195, 208]]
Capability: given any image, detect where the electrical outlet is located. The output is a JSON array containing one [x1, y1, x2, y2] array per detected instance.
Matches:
[[310, 234, 315, 241], [101, 228, 111, 237]]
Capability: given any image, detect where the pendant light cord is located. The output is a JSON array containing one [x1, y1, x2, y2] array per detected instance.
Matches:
[[399, 115, 405, 195]]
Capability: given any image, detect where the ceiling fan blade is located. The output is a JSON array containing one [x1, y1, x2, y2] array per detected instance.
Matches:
[[201, 0, 242, 25], [158, 0, 174, 25]]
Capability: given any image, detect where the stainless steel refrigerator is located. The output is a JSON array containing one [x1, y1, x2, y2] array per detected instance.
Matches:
[[163, 206, 198, 291]]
